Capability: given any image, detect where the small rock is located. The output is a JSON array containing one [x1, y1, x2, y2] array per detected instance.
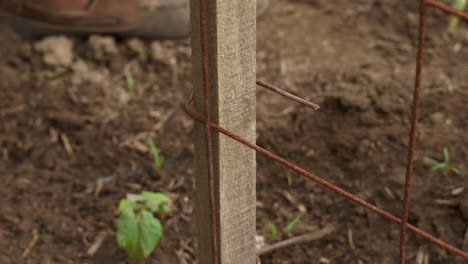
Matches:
[[71, 60, 89, 74], [70, 61, 108, 86], [255, 235, 265, 249], [360, 111, 382, 125], [88, 35, 118, 60], [151, 41, 176, 65], [34, 36, 74, 67], [451, 187, 464, 196], [430, 112, 445, 124]]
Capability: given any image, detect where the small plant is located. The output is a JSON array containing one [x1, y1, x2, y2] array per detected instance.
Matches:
[[286, 173, 293, 186], [449, 0, 467, 29], [117, 191, 170, 260], [268, 222, 278, 239], [283, 215, 301, 233], [125, 72, 136, 93], [424, 147, 461, 177], [266, 215, 302, 240], [43, 67, 68, 79], [148, 137, 165, 171], [129, 43, 148, 59]]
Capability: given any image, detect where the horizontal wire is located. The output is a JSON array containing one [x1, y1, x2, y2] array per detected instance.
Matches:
[[425, 0, 468, 20], [256, 80, 320, 110], [183, 96, 468, 260]]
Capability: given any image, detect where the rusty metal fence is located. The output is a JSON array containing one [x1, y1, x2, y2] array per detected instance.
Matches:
[[184, 0, 468, 263]]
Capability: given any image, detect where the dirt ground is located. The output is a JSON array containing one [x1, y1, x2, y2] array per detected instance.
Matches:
[[1, 0, 468, 263]]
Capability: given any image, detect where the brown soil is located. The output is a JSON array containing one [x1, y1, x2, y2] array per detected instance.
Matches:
[[1, 0, 468, 263]]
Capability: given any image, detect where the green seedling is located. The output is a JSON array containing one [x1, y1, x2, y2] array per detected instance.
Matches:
[[117, 191, 170, 260], [283, 215, 301, 233], [449, 0, 467, 29], [424, 147, 461, 177], [286, 174, 293, 186], [43, 67, 68, 79], [266, 215, 302, 240], [129, 43, 148, 59], [125, 72, 136, 93], [148, 137, 165, 171], [268, 222, 278, 239]]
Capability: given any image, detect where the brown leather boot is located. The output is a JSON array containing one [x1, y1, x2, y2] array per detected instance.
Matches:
[[0, 0, 269, 39]]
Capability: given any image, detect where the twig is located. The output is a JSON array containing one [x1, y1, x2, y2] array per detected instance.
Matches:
[[256, 80, 320, 110], [463, 227, 468, 251], [152, 108, 177, 132], [348, 228, 356, 249], [96, 166, 152, 183], [60, 133, 73, 154], [256, 225, 334, 256], [22, 229, 39, 258], [87, 231, 108, 256], [0, 104, 25, 116], [416, 247, 425, 264]]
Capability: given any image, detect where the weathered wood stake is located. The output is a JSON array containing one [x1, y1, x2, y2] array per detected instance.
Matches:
[[190, 0, 256, 263]]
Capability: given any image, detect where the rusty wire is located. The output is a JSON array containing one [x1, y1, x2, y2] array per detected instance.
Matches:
[[399, 0, 427, 262], [184, 95, 468, 260], [198, 0, 219, 263], [190, 0, 468, 263], [426, 0, 468, 20], [256, 80, 320, 110]]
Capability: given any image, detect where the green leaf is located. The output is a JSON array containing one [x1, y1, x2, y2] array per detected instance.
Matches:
[[148, 138, 159, 158], [137, 211, 163, 259], [451, 167, 461, 174], [141, 192, 170, 213], [449, 15, 460, 28], [431, 163, 447, 171], [126, 72, 135, 93], [126, 193, 146, 203], [129, 43, 147, 58], [424, 157, 439, 165], [117, 210, 139, 257], [452, 0, 468, 10], [141, 192, 169, 202], [286, 175, 293, 186], [155, 155, 165, 170], [118, 199, 143, 212], [117, 210, 163, 260], [449, 0, 467, 28], [148, 137, 164, 170], [161, 204, 171, 212], [268, 222, 278, 239], [44, 67, 67, 79], [283, 215, 301, 233], [443, 147, 450, 162]]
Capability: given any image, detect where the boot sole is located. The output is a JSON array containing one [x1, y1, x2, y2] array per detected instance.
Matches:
[[0, 0, 268, 39]]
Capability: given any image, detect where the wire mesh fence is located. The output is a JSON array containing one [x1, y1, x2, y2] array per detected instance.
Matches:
[[185, 0, 468, 263]]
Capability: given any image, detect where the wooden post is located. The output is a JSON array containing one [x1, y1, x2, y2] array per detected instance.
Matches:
[[190, 0, 256, 263]]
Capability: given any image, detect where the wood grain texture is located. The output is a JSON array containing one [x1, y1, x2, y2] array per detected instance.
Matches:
[[190, 0, 256, 263]]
